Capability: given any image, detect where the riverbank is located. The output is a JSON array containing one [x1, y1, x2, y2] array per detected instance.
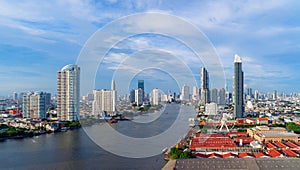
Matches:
[[0, 119, 81, 141]]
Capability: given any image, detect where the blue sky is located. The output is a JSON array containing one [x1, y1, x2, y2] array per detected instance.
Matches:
[[1, 0, 300, 96]]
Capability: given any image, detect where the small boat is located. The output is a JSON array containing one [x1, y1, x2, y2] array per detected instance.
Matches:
[[60, 127, 68, 132], [108, 119, 118, 124], [189, 123, 195, 127], [162, 147, 168, 153]]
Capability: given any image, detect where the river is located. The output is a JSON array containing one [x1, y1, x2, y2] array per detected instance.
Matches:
[[0, 104, 196, 169]]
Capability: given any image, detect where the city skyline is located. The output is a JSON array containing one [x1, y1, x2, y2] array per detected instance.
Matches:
[[1, 1, 300, 96]]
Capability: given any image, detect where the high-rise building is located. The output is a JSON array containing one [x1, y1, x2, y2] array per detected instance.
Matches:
[[152, 88, 159, 105], [273, 90, 278, 100], [129, 89, 135, 103], [138, 80, 144, 101], [92, 82, 117, 117], [254, 90, 259, 101], [192, 86, 199, 101], [233, 55, 244, 118], [246, 88, 253, 99], [135, 88, 143, 105], [13, 92, 18, 101], [180, 84, 190, 101], [211, 88, 218, 103], [57, 64, 80, 121], [200, 67, 210, 104], [218, 88, 226, 105], [22, 91, 50, 119]]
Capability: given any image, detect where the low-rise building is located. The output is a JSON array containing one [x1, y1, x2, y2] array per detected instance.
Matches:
[[247, 126, 298, 143], [257, 117, 269, 125]]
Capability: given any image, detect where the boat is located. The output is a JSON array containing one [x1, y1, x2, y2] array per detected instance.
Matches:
[[189, 123, 195, 127], [162, 147, 168, 154], [60, 127, 68, 132], [108, 119, 118, 124]]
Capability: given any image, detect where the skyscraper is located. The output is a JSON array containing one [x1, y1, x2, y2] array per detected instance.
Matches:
[[233, 55, 244, 118], [135, 88, 143, 106], [138, 80, 144, 101], [129, 89, 135, 103], [181, 84, 190, 101], [13, 92, 18, 101], [218, 88, 226, 105], [152, 88, 159, 105], [22, 91, 49, 119], [200, 67, 210, 104], [192, 86, 199, 101], [92, 80, 117, 117], [254, 90, 259, 101], [211, 88, 218, 103], [57, 64, 80, 121], [273, 90, 278, 100]]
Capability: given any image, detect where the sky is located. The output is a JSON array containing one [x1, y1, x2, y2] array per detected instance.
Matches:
[[1, 0, 300, 96]]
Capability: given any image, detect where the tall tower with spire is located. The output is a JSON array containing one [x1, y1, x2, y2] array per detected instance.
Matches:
[[200, 67, 210, 105], [111, 79, 115, 90], [233, 54, 244, 118]]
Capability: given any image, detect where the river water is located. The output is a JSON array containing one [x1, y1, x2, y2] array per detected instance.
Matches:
[[0, 104, 196, 169]]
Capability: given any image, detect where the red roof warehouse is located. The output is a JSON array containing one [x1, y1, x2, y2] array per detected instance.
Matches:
[[190, 135, 237, 151]]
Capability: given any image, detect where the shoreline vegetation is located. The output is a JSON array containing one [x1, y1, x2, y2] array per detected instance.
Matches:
[[0, 120, 81, 141], [0, 104, 165, 141]]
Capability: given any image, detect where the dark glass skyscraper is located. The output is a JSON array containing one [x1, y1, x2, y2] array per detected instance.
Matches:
[[233, 55, 244, 118], [138, 80, 144, 101], [200, 67, 210, 104]]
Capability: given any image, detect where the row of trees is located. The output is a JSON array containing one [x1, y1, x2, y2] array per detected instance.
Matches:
[[169, 147, 194, 159], [286, 122, 300, 133]]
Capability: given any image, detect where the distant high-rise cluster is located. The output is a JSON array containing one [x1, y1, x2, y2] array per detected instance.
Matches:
[[57, 64, 80, 121], [128, 80, 146, 106]]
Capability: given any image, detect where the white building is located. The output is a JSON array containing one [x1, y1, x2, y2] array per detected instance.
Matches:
[[254, 90, 259, 101], [192, 86, 199, 101], [152, 88, 159, 105], [135, 88, 143, 105], [57, 64, 80, 121], [92, 80, 117, 116], [22, 91, 50, 119], [205, 102, 218, 115], [181, 84, 190, 101]]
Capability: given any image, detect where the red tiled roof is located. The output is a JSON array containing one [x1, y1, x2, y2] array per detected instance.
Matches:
[[227, 132, 247, 137], [267, 150, 282, 157], [207, 153, 221, 158], [238, 152, 253, 158], [282, 149, 298, 157], [253, 152, 269, 158], [274, 141, 288, 148], [257, 118, 269, 121], [284, 141, 298, 148], [221, 152, 237, 158], [234, 137, 254, 144], [190, 136, 237, 150], [265, 142, 277, 149], [194, 153, 208, 158], [195, 133, 224, 138]]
